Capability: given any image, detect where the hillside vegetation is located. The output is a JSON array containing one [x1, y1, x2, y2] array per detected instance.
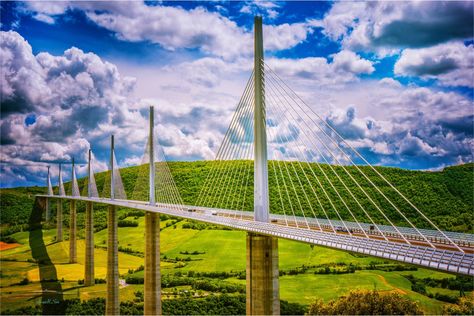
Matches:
[[1, 162, 473, 233]]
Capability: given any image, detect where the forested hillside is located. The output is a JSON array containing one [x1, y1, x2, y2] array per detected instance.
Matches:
[[1, 162, 473, 234]]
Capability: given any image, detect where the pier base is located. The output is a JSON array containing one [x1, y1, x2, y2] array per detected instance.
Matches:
[[84, 202, 95, 286], [144, 212, 161, 315], [106, 205, 119, 315], [69, 201, 77, 263], [246, 232, 280, 315]]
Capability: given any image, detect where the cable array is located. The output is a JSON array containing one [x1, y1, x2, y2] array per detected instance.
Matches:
[[132, 130, 186, 211], [101, 151, 127, 200], [194, 60, 464, 252], [81, 153, 99, 198]]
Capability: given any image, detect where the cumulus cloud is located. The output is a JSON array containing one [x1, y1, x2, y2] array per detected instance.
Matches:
[[0, 31, 145, 185], [240, 1, 281, 20], [394, 42, 474, 87], [20, 1, 313, 60], [0, 30, 248, 186], [0, 31, 50, 115], [313, 1, 473, 53], [311, 83, 473, 166], [266, 50, 374, 86]]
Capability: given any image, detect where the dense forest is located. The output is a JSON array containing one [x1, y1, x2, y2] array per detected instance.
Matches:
[[1, 162, 473, 234]]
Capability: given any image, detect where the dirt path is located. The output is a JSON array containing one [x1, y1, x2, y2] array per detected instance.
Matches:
[[377, 274, 407, 295]]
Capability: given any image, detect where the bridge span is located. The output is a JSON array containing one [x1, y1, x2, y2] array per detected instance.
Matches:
[[38, 194, 474, 276]]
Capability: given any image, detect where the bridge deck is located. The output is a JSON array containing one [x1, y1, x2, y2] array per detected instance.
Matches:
[[37, 195, 474, 276]]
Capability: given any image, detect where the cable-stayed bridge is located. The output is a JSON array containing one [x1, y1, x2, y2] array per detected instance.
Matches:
[[34, 17, 473, 315]]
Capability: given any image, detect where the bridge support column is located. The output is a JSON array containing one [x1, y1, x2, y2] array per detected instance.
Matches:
[[106, 205, 119, 315], [69, 200, 77, 263], [45, 198, 50, 222], [246, 232, 280, 315], [57, 201, 63, 241], [84, 201, 95, 286], [144, 212, 161, 315]]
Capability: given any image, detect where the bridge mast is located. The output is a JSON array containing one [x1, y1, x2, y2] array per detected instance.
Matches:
[[110, 135, 115, 200], [247, 16, 280, 316], [253, 16, 269, 223], [149, 106, 155, 205]]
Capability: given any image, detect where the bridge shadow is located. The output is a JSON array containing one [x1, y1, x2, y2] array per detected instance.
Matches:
[[29, 198, 65, 314]]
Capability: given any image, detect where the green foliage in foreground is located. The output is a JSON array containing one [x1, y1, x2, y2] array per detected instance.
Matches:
[[1, 162, 473, 232], [306, 290, 424, 315], [2, 294, 306, 315], [442, 294, 474, 315]]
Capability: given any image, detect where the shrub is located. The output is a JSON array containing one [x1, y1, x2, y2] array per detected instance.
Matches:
[[443, 294, 474, 315], [117, 220, 138, 227], [306, 290, 423, 315]]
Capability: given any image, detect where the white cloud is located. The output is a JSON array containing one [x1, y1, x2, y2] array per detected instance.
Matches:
[[266, 50, 374, 86], [240, 1, 281, 20], [313, 1, 473, 54], [395, 42, 474, 88], [21, 1, 314, 60], [0, 31, 144, 181]]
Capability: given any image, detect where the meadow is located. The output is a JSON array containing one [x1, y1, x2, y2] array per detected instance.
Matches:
[[0, 215, 466, 314]]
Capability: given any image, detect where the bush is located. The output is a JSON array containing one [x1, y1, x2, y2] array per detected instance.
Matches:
[[281, 300, 307, 315], [18, 277, 29, 285], [306, 290, 423, 315], [0, 236, 18, 243], [118, 220, 138, 227], [443, 294, 474, 315]]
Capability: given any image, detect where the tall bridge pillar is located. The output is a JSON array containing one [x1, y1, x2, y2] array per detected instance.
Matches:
[[247, 16, 280, 315], [144, 106, 162, 315], [106, 205, 119, 315], [45, 198, 50, 222], [84, 201, 95, 286], [85, 149, 95, 286], [45, 166, 52, 221], [69, 200, 77, 263], [106, 135, 120, 315], [246, 233, 280, 315], [56, 201, 63, 242], [145, 212, 161, 315]]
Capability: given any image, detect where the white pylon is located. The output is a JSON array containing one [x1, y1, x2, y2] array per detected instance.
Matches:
[[253, 16, 269, 223], [149, 106, 156, 205]]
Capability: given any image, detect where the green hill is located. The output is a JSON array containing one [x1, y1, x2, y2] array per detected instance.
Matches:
[[1, 162, 473, 233]]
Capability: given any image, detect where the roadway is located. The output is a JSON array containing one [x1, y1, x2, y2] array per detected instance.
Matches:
[[37, 195, 474, 276]]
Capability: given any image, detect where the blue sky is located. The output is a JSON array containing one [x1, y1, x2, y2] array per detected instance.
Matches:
[[0, 1, 473, 187]]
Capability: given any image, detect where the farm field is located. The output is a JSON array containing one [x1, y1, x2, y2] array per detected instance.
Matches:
[[0, 216, 464, 314]]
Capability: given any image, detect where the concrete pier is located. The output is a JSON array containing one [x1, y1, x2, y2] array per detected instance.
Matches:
[[45, 198, 50, 222], [84, 201, 95, 286], [106, 205, 119, 315], [144, 212, 161, 315], [69, 200, 77, 263], [56, 201, 63, 241], [246, 232, 280, 315]]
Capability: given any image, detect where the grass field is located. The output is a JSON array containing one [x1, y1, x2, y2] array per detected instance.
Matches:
[[1, 214, 465, 314]]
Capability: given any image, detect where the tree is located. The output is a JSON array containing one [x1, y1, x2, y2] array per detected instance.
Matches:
[[443, 293, 474, 315], [306, 290, 423, 315]]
